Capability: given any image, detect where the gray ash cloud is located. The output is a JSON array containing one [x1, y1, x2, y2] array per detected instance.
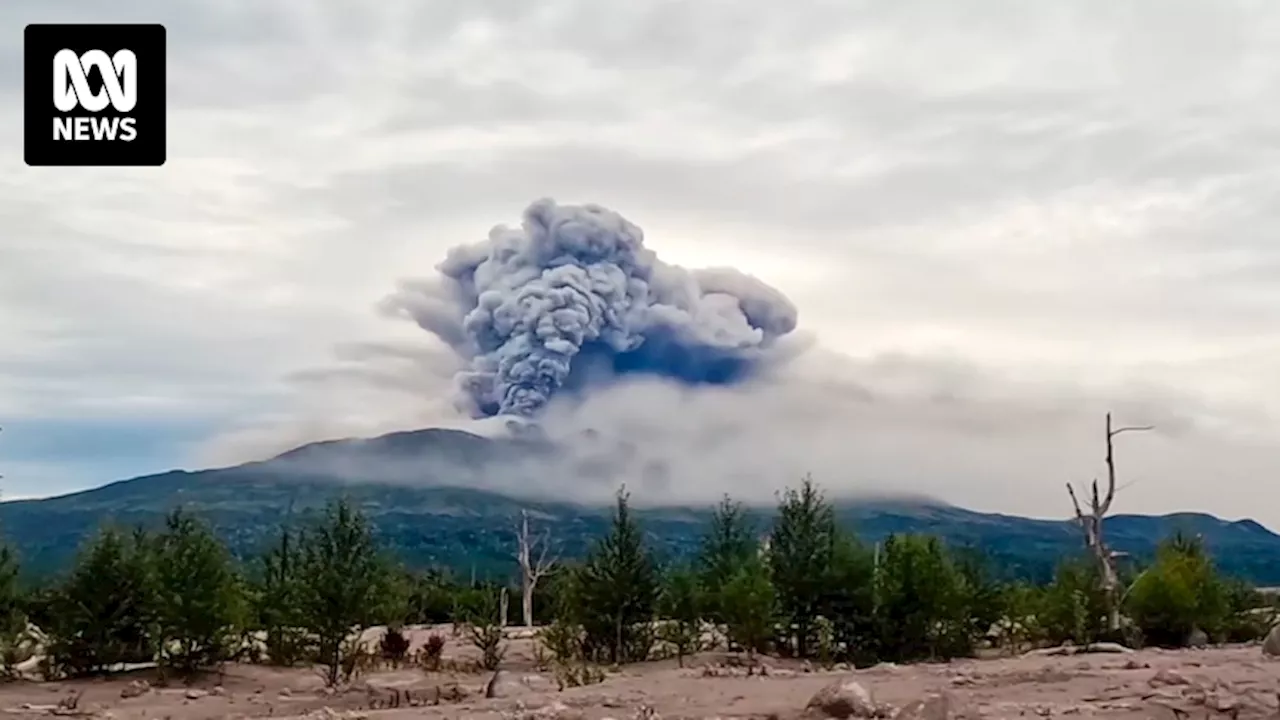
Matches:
[[381, 198, 799, 417]]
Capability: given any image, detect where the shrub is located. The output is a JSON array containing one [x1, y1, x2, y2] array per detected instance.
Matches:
[[416, 633, 445, 671], [379, 626, 411, 666], [552, 661, 606, 690], [461, 588, 507, 671], [1126, 533, 1228, 647], [995, 582, 1046, 652], [1220, 578, 1270, 643], [812, 615, 835, 669], [404, 571, 461, 625], [1038, 559, 1109, 646], [538, 620, 583, 664], [469, 623, 505, 671]]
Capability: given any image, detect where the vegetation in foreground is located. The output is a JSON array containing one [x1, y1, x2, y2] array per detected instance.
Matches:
[[0, 476, 1273, 687]]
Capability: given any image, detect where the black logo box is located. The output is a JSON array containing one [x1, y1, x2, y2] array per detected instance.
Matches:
[[24, 23, 166, 167]]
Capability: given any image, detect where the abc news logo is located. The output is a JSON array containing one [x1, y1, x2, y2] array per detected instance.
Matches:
[[24, 24, 166, 166], [54, 49, 139, 142]]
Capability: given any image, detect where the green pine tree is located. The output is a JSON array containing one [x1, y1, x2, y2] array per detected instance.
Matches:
[[0, 541, 23, 636], [0, 540, 28, 674], [253, 524, 310, 665], [768, 475, 837, 658], [720, 555, 775, 663], [818, 529, 876, 665], [657, 565, 703, 666], [874, 533, 970, 661], [152, 508, 245, 679], [696, 495, 756, 622], [295, 499, 390, 686], [574, 487, 659, 664], [47, 526, 158, 676]]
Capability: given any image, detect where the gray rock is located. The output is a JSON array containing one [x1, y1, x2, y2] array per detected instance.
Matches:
[[1148, 668, 1191, 687], [120, 680, 150, 699], [895, 691, 974, 720], [1262, 625, 1280, 656], [487, 670, 521, 698], [1185, 627, 1208, 648], [528, 701, 586, 719], [1084, 642, 1133, 654], [806, 677, 879, 719], [489, 670, 556, 698], [1204, 691, 1241, 713]]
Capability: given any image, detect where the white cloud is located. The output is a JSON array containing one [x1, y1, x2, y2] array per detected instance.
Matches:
[[1, 0, 1278, 525]]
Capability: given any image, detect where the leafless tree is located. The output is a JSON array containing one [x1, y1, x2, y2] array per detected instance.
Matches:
[[514, 509, 558, 627], [1066, 412, 1153, 632]]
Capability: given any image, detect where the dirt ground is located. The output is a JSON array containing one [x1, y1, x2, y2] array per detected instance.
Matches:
[[2, 627, 1277, 720]]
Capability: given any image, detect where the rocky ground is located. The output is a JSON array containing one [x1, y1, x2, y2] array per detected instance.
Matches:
[[1, 629, 1277, 720]]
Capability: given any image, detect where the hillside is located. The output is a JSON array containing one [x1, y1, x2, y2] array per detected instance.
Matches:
[[2, 428, 1278, 584]]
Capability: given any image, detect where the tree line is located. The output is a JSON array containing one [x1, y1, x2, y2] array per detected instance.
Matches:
[[0, 477, 1271, 687]]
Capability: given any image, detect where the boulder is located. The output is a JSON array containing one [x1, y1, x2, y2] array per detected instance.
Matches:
[[806, 677, 880, 718], [1262, 625, 1280, 657], [1185, 628, 1208, 649], [487, 670, 528, 698], [1148, 668, 1191, 687]]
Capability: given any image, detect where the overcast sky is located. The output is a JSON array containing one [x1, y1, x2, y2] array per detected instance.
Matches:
[[2, 1, 1279, 524]]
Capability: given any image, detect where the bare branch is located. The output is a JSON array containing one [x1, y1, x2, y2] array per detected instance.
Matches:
[[1066, 482, 1086, 522], [532, 528, 559, 577], [1109, 425, 1155, 437], [1101, 413, 1153, 517], [514, 508, 558, 627], [1065, 412, 1155, 636]]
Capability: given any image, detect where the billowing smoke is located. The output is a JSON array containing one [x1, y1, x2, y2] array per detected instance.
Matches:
[[200, 202, 1278, 522], [382, 199, 799, 417]]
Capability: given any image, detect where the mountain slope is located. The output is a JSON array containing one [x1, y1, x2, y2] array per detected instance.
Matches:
[[3, 428, 1278, 584]]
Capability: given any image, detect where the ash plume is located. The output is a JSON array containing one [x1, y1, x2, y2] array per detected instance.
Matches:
[[201, 202, 1279, 522], [381, 199, 799, 417]]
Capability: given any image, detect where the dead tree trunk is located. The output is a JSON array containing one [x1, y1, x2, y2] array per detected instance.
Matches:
[[515, 509, 557, 627], [1066, 412, 1153, 633]]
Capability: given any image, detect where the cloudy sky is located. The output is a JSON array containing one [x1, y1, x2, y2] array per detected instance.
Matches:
[[2, 1, 1279, 524]]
